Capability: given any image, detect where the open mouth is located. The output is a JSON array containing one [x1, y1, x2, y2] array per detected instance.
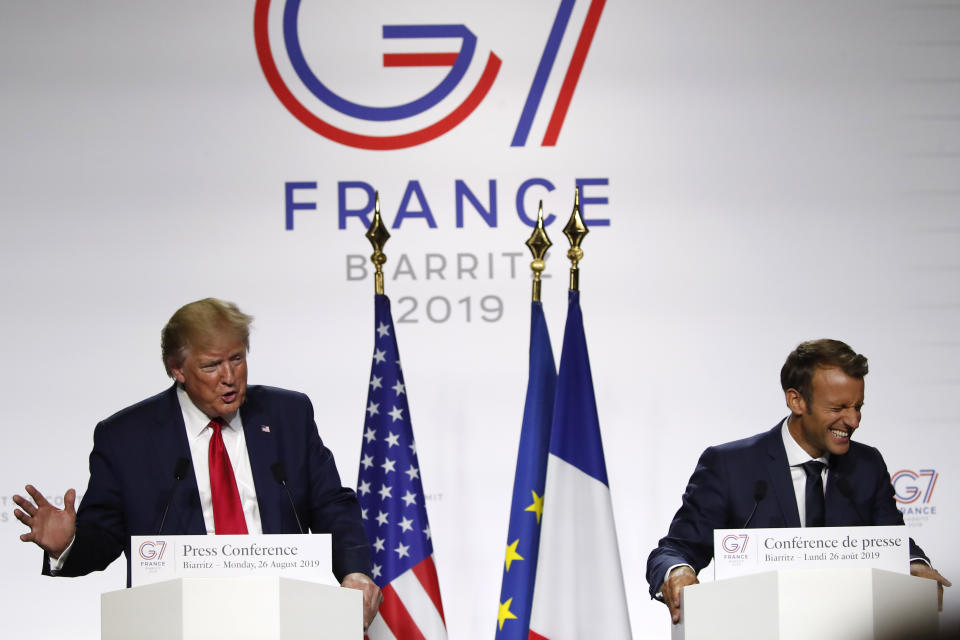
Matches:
[[222, 392, 237, 404], [829, 428, 851, 441]]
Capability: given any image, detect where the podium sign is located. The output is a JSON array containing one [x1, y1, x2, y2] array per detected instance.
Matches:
[[130, 534, 334, 587], [713, 525, 909, 580]]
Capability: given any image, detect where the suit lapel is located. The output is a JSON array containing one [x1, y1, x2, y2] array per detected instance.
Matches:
[[825, 451, 857, 525], [155, 385, 206, 535], [762, 424, 801, 527], [241, 390, 283, 533]]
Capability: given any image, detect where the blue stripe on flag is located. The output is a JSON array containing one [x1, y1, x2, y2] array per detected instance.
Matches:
[[549, 290, 608, 486]]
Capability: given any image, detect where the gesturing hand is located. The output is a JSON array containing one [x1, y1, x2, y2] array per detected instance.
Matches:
[[12, 485, 76, 559]]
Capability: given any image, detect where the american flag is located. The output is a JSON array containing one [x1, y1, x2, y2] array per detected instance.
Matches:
[[358, 294, 447, 640]]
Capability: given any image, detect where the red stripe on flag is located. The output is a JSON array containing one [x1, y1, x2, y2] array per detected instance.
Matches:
[[411, 556, 446, 624], [379, 584, 426, 640], [383, 53, 458, 67], [529, 631, 549, 640], [541, 0, 607, 146]]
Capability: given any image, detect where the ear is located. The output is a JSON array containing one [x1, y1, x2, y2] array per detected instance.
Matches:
[[169, 359, 186, 385], [785, 388, 806, 415]]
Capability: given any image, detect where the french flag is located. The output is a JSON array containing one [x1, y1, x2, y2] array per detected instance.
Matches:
[[527, 290, 632, 639]]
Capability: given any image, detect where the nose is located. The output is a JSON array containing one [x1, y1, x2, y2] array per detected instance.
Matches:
[[221, 362, 236, 385], [845, 407, 861, 429]]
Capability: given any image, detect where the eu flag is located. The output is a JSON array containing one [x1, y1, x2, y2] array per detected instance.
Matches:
[[496, 301, 557, 637]]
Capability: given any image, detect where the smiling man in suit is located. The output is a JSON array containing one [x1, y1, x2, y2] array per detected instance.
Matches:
[[14, 298, 382, 631], [647, 338, 951, 625]]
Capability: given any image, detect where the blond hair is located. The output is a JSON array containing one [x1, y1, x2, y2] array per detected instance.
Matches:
[[161, 298, 253, 376]]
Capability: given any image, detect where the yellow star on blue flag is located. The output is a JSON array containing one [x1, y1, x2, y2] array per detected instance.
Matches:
[[495, 301, 556, 639]]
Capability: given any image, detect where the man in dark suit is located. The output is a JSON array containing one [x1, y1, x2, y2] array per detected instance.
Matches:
[[14, 298, 382, 630], [647, 339, 951, 625]]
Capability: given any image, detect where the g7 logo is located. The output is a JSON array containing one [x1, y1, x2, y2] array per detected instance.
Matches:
[[891, 469, 938, 504], [721, 534, 749, 554], [254, 0, 606, 149], [138, 540, 167, 561]]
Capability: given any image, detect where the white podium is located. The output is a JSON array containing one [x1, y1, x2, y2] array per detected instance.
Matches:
[[101, 576, 362, 639], [674, 568, 938, 640]]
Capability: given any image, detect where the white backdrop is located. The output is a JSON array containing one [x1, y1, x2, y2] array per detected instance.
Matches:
[[1, 1, 958, 637]]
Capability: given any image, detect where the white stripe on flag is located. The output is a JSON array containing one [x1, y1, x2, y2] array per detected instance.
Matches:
[[529, 453, 632, 640], [393, 566, 448, 640], [367, 612, 397, 640]]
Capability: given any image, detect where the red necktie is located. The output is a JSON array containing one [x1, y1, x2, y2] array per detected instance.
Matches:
[[208, 418, 248, 534]]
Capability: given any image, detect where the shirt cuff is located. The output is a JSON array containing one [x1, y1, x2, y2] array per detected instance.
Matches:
[[47, 536, 76, 574], [654, 563, 696, 600]]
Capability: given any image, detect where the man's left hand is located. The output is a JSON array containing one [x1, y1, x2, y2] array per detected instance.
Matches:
[[341, 572, 383, 631], [911, 561, 952, 611]]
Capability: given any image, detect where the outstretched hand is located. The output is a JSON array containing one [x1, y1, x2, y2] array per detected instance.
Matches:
[[12, 485, 76, 559]]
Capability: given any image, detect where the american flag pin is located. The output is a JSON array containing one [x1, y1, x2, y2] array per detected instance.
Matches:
[[261, 425, 271, 433]]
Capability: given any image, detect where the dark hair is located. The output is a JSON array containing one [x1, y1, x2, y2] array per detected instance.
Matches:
[[161, 298, 253, 376], [780, 339, 868, 404]]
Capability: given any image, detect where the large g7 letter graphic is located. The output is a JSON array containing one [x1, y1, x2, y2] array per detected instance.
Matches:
[[891, 469, 938, 504], [254, 0, 501, 150]]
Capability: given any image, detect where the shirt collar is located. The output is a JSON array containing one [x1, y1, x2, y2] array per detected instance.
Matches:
[[781, 416, 830, 467], [176, 386, 240, 439]]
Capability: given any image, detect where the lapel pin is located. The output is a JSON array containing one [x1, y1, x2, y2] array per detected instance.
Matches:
[[261, 425, 271, 433]]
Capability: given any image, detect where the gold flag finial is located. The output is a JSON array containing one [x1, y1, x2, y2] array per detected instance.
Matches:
[[365, 191, 390, 295], [563, 187, 589, 291], [525, 200, 552, 302]]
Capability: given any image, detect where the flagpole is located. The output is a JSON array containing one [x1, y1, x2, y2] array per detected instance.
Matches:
[[562, 187, 588, 291], [525, 200, 552, 302], [365, 191, 390, 295], [495, 202, 558, 639]]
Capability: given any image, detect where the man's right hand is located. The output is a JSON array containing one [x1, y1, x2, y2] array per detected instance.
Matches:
[[12, 485, 76, 559], [661, 565, 699, 625]]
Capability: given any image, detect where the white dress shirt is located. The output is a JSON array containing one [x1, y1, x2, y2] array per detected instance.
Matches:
[[780, 416, 829, 527], [177, 386, 262, 534]]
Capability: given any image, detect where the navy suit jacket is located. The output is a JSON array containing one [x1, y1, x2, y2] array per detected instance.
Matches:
[[45, 384, 370, 585], [646, 423, 926, 597]]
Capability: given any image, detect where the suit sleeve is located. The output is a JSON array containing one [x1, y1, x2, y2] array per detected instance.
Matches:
[[299, 397, 372, 582], [646, 445, 731, 597], [862, 447, 929, 563], [45, 420, 127, 577]]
